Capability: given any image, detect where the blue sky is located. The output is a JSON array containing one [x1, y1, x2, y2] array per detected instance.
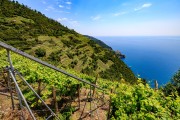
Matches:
[[15, 0, 180, 36]]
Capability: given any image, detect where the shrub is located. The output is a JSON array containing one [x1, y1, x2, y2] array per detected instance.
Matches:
[[162, 69, 180, 96], [35, 48, 46, 57]]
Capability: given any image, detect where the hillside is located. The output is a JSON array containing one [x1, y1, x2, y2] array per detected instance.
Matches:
[[84, 35, 112, 50], [0, 50, 179, 120], [0, 0, 136, 82], [0, 1, 179, 120]]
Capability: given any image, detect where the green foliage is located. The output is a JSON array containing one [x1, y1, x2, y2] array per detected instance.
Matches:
[[61, 35, 81, 48], [82, 67, 93, 76], [0, 50, 179, 119], [0, 50, 84, 118], [162, 69, 180, 96], [84, 35, 112, 50], [0, 0, 137, 83], [61, 106, 75, 120], [99, 50, 136, 83], [48, 50, 62, 64], [110, 80, 180, 119], [0, 0, 76, 49], [35, 48, 46, 57]]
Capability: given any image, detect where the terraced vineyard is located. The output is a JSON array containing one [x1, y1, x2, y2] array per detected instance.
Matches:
[[0, 43, 179, 120], [0, 0, 180, 119], [0, 0, 136, 82]]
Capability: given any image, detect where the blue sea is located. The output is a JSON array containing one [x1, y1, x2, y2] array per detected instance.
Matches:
[[97, 36, 180, 87]]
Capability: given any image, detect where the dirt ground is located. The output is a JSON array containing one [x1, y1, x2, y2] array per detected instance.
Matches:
[[0, 74, 109, 120], [70, 88, 109, 120]]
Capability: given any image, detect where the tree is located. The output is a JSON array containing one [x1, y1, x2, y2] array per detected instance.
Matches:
[[163, 69, 180, 96]]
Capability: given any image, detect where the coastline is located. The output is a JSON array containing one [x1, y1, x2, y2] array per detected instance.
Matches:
[[97, 36, 180, 86]]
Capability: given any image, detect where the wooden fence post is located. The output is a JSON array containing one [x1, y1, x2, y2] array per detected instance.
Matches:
[[77, 84, 81, 109], [92, 74, 98, 97], [52, 86, 58, 114], [107, 89, 113, 119], [36, 79, 41, 106]]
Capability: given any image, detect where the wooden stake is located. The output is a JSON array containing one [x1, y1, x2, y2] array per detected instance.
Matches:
[[77, 84, 81, 109], [52, 86, 58, 114], [107, 89, 113, 119], [36, 79, 41, 106], [92, 74, 98, 97]]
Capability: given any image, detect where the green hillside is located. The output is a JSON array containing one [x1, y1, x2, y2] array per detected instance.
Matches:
[[84, 35, 112, 50], [0, 1, 179, 120], [0, 0, 136, 83], [0, 50, 179, 120]]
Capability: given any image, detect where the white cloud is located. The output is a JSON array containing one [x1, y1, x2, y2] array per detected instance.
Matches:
[[55, 1, 72, 9], [114, 12, 127, 16], [91, 15, 101, 21], [134, 3, 152, 11], [57, 18, 79, 27], [57, 18, 68, 22], [142, 3, 152, 8], [59, 5, 64, 8], [45, 5, 70, 13], [66, 2, 72, 5]]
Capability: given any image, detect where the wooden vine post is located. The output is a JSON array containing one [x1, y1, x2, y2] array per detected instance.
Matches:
[[36, 79, 42, 106], [77, 84, 81, 109], [3, 68, 15, 110], [52, 86, 58, 114], [92, 74, 98, 97], [107, 89, 113, 119]]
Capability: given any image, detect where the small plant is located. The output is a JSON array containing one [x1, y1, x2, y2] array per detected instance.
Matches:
[[35, 48, 46, 57]]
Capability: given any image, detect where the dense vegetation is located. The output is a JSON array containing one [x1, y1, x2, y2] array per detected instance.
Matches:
[[0, 50, 179, 119], [110, 80, 180, 120], [0, 50, 90, 119], [84, 35, 112, 50], [109, 69, 180, 119], [1, 1, 179, 119], [162, 69, 180, 96], [0, 0, 136, 82]]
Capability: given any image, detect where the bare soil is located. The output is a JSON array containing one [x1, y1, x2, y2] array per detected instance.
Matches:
[[0, 74, 109, 120], [70, 88, 109, 120], [0, 84, 33, 120]]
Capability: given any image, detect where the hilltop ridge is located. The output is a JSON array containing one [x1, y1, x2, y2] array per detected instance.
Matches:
[[84, 35, 112, 50], [0, 0, 136, 82]]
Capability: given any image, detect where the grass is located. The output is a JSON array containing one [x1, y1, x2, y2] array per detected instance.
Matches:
[[5, 16, 34, 24], [106, 60, 114, 67], [38, 36, 52, 42], [74, 61, 83, 72], [60, 55, 73, 66], [97, 59, 109, 71]]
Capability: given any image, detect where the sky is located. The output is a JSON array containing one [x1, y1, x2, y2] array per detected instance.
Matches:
[[15, 0, 180, 36]]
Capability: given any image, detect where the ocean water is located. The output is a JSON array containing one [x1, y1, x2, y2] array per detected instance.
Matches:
[[97, 36, 180, 87]]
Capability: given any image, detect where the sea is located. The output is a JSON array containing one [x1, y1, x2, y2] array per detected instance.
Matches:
[[96, 36, 180, 87]]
